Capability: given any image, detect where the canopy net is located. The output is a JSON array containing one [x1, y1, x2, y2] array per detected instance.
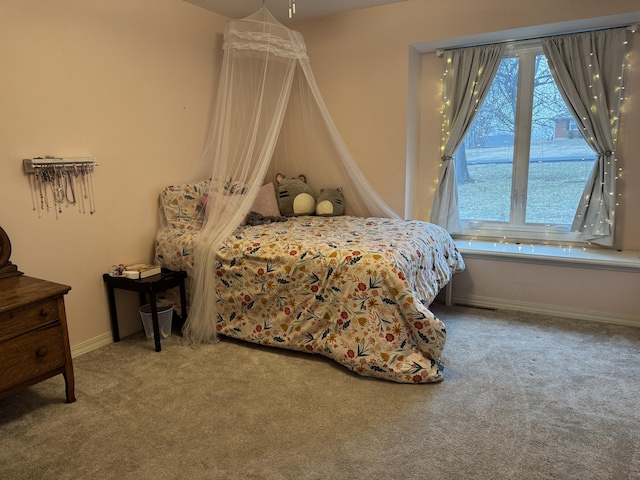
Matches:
[[180, 8, 398, 343]]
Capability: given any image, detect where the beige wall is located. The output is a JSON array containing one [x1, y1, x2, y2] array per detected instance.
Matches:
[[0, 0, 227, 347], [293, 0, 640, 322], [451, 259, 640, 321]]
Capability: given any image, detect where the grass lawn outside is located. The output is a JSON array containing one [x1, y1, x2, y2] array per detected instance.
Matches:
[[458, 138, 596, 224]]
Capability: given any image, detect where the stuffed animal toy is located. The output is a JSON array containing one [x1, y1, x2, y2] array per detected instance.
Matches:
[[275, 174, 316, 216], [244, 211, 288, 226], [316, 188, 345, 216]]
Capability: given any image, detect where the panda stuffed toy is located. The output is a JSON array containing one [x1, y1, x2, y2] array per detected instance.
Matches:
[[275, 174, 316, 216]]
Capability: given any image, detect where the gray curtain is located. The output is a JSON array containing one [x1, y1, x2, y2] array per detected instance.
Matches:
[[541, 28, 628, 246], [430, 43, 505, 232]]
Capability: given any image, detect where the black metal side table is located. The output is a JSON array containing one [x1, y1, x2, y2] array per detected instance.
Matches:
[[102, 269, 188, 352]]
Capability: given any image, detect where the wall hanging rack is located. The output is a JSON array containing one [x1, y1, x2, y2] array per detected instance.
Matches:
[[23, 156, 99, 218]]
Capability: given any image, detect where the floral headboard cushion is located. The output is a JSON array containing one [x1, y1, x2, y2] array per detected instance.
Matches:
[[159, 180, 210, 230]]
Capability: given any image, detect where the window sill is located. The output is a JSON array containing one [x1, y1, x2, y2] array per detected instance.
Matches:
[[454, 239, 640, 273]]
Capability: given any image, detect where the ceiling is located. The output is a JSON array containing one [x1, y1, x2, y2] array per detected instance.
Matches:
[[183, 0, 408, 24]]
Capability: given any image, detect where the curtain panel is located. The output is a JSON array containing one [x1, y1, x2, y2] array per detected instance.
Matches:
[[429, 44, 505, 232], [541, 27, 628, 246]]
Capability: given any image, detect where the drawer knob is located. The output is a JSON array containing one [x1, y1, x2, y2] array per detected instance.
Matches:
[[40, 308, 50, 316], [37, 347, 48, 357]]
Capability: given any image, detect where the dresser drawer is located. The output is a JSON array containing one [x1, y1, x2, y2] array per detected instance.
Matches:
[[0, 298, 59, 342], [0, 322, 66, 392]]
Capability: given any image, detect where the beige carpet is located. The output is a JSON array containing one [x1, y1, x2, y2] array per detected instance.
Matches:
[[1, 305, 639, 480]]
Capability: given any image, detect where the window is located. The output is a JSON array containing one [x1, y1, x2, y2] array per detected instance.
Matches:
[[456, 41, 596, 242]]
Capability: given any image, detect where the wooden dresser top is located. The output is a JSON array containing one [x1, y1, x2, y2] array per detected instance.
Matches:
[[0, 276, 71, 314]]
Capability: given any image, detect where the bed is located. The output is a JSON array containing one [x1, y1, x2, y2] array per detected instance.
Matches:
[[155, 181, 465, 384]]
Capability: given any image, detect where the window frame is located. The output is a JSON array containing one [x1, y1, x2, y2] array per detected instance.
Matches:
[[455, 40, 589, 244]]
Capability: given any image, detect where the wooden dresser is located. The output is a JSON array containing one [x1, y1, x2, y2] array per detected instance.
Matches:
[[0, 275, 75, 403]]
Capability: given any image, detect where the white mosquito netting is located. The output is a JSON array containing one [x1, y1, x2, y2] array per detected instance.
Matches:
[[183, 7, 398, 344]]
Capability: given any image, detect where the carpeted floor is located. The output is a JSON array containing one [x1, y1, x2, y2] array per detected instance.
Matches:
[[1, 305, 639, 480]]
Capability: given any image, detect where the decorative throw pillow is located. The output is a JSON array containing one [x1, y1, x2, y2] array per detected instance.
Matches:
[[240, 182, 281, 225], [275, 174, 316, 216], [250, 182, 281, 217], [160, 180, 210, 229], [316, 188, 345, 216]]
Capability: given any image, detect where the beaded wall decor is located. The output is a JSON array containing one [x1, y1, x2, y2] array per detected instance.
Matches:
[[24, 157, 98, 218]]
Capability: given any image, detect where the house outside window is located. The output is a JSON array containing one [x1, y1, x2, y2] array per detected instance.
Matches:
[[455, 41, 596, 243]]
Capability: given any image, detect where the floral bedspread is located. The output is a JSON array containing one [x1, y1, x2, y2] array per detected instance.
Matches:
[[156, 216, 465, 383]]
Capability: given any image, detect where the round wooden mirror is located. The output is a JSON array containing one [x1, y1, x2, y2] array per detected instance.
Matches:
[[0, 226, 10, 268], [0, 226, 21, 278]]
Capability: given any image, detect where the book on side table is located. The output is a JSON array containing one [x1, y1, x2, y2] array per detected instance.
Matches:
[[124, 263, 162, 279]]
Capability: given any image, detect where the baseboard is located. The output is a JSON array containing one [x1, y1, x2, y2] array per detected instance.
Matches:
[[72, 296, 638, 358], [70, 325, 142, 358], [450, 294, 640, 328]]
